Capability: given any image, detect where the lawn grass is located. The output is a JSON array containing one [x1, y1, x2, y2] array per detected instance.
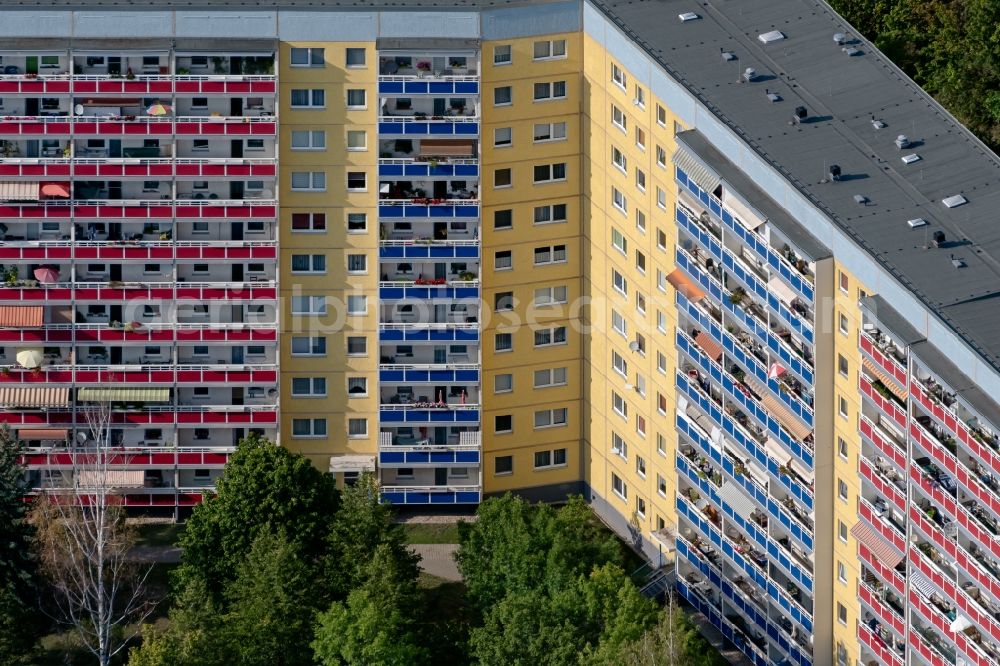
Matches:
[[134, 522, 185, 548], [403, 522, 461, 544]]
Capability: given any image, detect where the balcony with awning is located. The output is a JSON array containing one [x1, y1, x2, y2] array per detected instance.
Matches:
[[0, 306, 43, 328], [78, 387, 170, 402], [0, 386, 69, 407], [666, 268, 707, 302]]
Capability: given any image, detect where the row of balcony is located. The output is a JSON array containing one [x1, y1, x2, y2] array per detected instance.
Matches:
[[0, 200, 276, 220], [19, 424, 268, 449], [3, 137, 277, 160], [0, 242, 276, 262], [0, 53, 273, 79], [0, 220, 274, 244], [0, 116, 276, 137], [1, 405, 277, 426]]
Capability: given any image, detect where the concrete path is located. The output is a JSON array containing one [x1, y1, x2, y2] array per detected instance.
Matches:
[[410, 543, 461, 581], [130, 545, 182, 564]]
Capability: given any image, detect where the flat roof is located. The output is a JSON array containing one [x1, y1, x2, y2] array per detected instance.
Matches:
[[593, 0, 1000, 373]]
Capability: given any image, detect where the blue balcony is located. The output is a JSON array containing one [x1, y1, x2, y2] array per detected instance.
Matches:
[[379, 203, 479, 219], [378, 79, 479, 96], [379, 162, 479, 179], [379, 243, 479, 260], [720, 294, 813, 385], [675, 248, 724, 302], [722, 249, 814, 344], [380, 407, 479, 423], [379, 448, 481, 466], [379, 326, 479, 342], [381, 487, 481, 505], [379, 368, 479, 383], [379, 284, 479, 300], [378, 120, 479, 137]]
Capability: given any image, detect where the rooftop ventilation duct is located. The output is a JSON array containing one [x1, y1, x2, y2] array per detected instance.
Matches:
[[758, 30, 785, 44], [901, 154, 921, 165], [829, 164, 842, 181], [942, 194, 968, 208], [743, 67, 758, 82], [932, 230, 946, 247], [679, 12, 700, 22], [895, 134, 910, 149], [833, 33, 847, 45]]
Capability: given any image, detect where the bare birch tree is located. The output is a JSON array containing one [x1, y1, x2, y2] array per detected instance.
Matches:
[[30, 399, 154, 666]]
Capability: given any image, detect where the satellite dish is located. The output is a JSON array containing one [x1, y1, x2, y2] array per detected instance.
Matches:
[[76, 431, 88, 443], [74, 104, 84, 116], [628, 340, 640, 352]]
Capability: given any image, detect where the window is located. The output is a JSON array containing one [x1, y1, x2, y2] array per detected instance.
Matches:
[[656, 145, 667, 168], [635, 126, 646, 150], [190, 97, 208, 109], [612, 187, 627, 214], [612, 472, 627, 500], [839, 396, 848, 418], [612, 350, 628, 378], [346, 337, 366, 356], [494, 44, 512, 65], [347, 213, 366, 233], [612, 228, 627, 255], [290, 89, 325, 108], [291, 295, 326, 315], [346, 130, 367, 151], [534, 203, 567, 225], [838, 478, 848, 500], [534, 244, 566, 265], [192, 139, 209, 152], [838, 354, 849, 377], [657, 309, 667, 331], [290, 47, 324, 67], [348, 418, 368, 438], [657, 351, 667, 374], [346, 377, 367, 396], [494, 373, 513, 393], [494, 209, 513, 230], [494, 250, 513, 271], [839, 271, 849, 293], [837, 603, 847, 625], [495, 414, 513, 433], [636, 209, 646, 233], [612, 432, 627, 459], [533, 122, 567, 142], [533, 162, 566, 183], [291, 254, 326, 273], [346, 172, 367, 191], [636, 414, 646, 437], [534, 326, 567, 347], [290, 130, 325, 150], [495, 455, 513, 475], [292, 418, 327, 438], [838, 312, 849, 335], [635, 250, 646, 273], [494, 127, 512, 147], [346, 295, 367, 315], [635, 168, 646, 191], [494, 168, 512, 188], [291, 377, 326, 397], [612, 269, 628, 296], [346, 89, 366, 108], [612, 146, 627, 172], [534, 286, 567, 306], [611, 310, 627, 337], [292, 213, 326, 233], [494, 85, 512, 106], [837, 644, 848, 666], [838, 521, 848, 542], [657, 433, 667, 456], [838, 437, 848, 460], [657, 474, 667, 497], [636, 497, 646, 517], [495, 292, 514, 312], [656, 104, 666, 126], [837, 561, 847, 583], [534, 367, 567, 388], [345, 48, 365, 68], [533, 39, 566, 60], [656, 186, 667, 209], [291, 171, 326, 191], [347, 254, 367, 273], [494, 332, 513, 352], [612, 391, 628, 419], [534, 408, 567, 429], [612, 63, 627, 89], [246, 139, 265, 152], [533, 80, 566, 101], [611, 104, 627, 131], [657, 228, 667, 250], [634, 85, 645, 107]]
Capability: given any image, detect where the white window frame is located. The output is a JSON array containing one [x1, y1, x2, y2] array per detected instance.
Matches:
[[290, 47, 324, 68], [290, 130, 326, 151], [533, 39, 567, 61]]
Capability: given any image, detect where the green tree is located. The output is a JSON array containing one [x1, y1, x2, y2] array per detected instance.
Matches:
[[0, 426, 41, 663], [605, 593, 729, 666], [313, 544, 428, 666], [175, 434, 339, 597], [323, 472, 419, 599]]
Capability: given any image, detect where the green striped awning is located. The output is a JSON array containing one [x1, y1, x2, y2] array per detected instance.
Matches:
[[78, 387, 170, 402], [672, 145, 721, 194]]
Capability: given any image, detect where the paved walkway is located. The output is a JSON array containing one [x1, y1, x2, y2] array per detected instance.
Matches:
[[410, 543, 461, 581]]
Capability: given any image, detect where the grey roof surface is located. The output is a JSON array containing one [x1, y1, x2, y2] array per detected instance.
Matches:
[[0, 0, 530, 7], [593, 0, 1000, 372], [860, 295, 925, 347]]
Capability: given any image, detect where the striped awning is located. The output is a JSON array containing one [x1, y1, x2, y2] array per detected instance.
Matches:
[[0, 387, 69, 407], [693, 330, 723, 363], [673, 145, 721, 193], [862, 358, 908, 401], [76, 470, 144, 489], [328, 455, 376, 473], [718, 482, 756, 520], [78, 387, 170, 402], [666, 268, 706, 302], [18, 428, 68, 440], [747, 377, 813, 442], [850, 521, 904, 569], [910, 572, 937, 599], [0, 306, 43, 327], [419, 139, 475, 157], [0, 181, 39, 201]]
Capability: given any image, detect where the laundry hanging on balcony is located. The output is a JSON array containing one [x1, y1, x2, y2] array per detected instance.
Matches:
[[78, 387, 170, 402]]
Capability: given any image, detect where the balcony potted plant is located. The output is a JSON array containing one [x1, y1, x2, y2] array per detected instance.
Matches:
[[729, 287, 746, 306], [457, 270, 477, 282]]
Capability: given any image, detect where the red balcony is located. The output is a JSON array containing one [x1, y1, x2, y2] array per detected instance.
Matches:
[[860, 416, 908, 471], [72, 118, 174, 136], [860, 542, 905, 596], [860, 375, 907, 429], [909, 546, 958, 602], [858, 622, 903, 666], [174, 76, 275, 95], [859, 499, 907, 552], [954, 631, 995, 666], [0, 76, 71, 95], [174, 159, 276, 178], [120, 491, 204, 507], [913, 381, 1000, 482], [73, 76, 173, 96], [860, 457, 905, 512], [67, 242, 277, 262], [173, 118, 275, 136], [0, 116, 72, 135], [859, 583, 905, 636], [859, 331, 909, 389], [908, 504, 958, 561], [0, 243, 72, 261], [0, 159, 72, 178], [0, 324, 279, 345], [0, 201, 276, 221], [909, 631, 950, 666], [956, 546, 1000, 610], [908, 464, 959, 521], [21, 448, 230, 468], [72, 159, 173, 178], [0, 407, 277, 426], [909, 588, 954, 648]]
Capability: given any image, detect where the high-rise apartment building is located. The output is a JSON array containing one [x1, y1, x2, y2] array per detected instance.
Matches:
[[6, 1, 1000, 664]]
